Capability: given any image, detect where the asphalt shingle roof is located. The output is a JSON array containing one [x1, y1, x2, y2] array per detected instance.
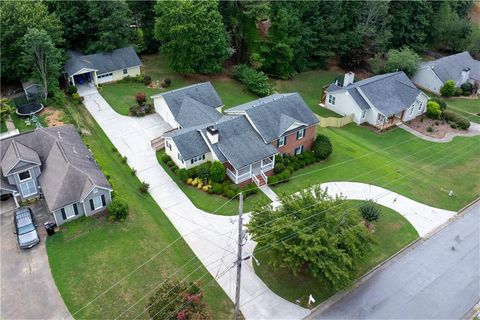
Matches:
[[421, 51, 480, 82], [1, 140, 41, 176], [64, 46, 142, 76], [152, 82, 223, 119], [327, 72, 422, 117], [227, 93, 319, 143], [175, 97, 223, 128], [0, 126, 111, 211]]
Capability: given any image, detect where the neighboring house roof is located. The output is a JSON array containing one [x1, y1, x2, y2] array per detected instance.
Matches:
[[420, 51, 480, 83], [0, 126, 111, 211], [64, 46, 142, 77], [152, 82, 223, 121], [1, 140, 41, 176], [327, 72, 422, 117], [175, 96, 223, 128], [167, 126, 211, 161], [226, 93, 319, 143]]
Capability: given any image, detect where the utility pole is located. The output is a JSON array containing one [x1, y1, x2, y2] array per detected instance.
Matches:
[[234, 192, 244, 320]]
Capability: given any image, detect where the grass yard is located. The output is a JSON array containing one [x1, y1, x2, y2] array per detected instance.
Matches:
[[274, 124, 480, 211], [274, 69, 342, 118], [444, 97, 480, 123], [253, 200, 419, 307], [10, 112, 47, 132], [46, 98, 234, 319], [156, 151, 270, 216]]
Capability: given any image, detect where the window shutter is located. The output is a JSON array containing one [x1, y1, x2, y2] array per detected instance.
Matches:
[[89, 199, 94, 211], [276, 139, 280, 147], [284, 136, 287, 145], [101, 195, 106, 207], [61, 208, 66, 220], [73, 204, 79, 215]]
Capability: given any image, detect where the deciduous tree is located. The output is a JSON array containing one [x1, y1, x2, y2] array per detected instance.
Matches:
[[384, 47, 420, 77]]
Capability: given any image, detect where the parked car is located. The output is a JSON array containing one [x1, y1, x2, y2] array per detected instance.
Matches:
[[13, 208, 40, 249]]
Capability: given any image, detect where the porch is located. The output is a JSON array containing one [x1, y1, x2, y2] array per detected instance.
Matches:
[[226, 156, 275, 186], [375, 112, 403, 130], [68, 68, 98, 88]]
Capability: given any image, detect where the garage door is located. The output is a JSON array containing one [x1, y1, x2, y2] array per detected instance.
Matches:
[[97, 72, 113, 84]]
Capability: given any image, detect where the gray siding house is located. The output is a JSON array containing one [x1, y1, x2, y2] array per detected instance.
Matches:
[[0, 126, 112, 225]]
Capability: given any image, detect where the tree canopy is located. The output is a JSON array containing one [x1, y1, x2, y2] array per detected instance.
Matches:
[[248, 186, 373, 290], [384, 47, 420, 77], [154, 0, 230, 74]]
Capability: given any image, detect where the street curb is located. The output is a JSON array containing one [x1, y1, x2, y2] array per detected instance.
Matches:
[[306, 197, 480, 319]]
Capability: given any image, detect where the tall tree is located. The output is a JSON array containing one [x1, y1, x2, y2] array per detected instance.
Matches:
[[86, 0, 132, 53], [154, 0, 230, 74], [127, 0, 160, 53], [0, 1, 63, 82], [431, 2, 471, 52], [384, 47, 420, 77], [387, 0, 433, 52], [21, 29, 63, 100], [248, 186, 373, 290]]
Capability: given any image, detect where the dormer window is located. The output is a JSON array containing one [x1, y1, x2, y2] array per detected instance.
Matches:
[[18, 170, 31, 182]]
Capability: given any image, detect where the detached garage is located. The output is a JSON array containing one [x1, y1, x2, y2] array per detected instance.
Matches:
[[64, 46, 142, 87]]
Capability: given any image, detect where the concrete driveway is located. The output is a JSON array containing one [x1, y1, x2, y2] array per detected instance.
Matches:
[[1, 199, 70, 320]]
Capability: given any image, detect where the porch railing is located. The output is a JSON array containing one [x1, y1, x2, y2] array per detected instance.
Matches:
[[227, 168, 251, 184]]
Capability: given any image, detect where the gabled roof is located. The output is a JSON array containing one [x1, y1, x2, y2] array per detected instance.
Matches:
[[175, 96, 223, 128], [327, 72, 422, 117], [420, 51, 480, 82], [226, 93, 319, 143], [1, 140, 41, 176], [152, 82, 223, 120], [0, 126, 111, 211], [64, 46, 142, 76]]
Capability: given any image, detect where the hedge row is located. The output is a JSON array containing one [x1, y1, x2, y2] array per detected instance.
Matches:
[[442, 110, 470, 130], [269, 151, 319, 185]]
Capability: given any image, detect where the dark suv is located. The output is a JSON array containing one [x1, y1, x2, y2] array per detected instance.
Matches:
[[13, 208, 40, 249]]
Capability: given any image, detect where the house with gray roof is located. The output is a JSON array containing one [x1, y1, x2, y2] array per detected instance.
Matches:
[[152, 82, 224, 129], [412, 51, 480, 95], [64, 46, 142, 87], [0, 126, 112, 225], [161, 87, 318, 186], [324, 71, 428, 130]]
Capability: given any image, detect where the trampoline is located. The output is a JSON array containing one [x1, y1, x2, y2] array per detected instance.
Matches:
[[16, 102, 44, 116]]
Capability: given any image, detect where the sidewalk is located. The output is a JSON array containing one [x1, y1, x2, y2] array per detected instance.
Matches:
[[398, 122, 480, 143]]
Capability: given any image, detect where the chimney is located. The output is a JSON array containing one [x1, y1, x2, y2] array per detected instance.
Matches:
[[461, 67, 470, 84], [206, 125, 219, 144], [343, 72, 355, 87]]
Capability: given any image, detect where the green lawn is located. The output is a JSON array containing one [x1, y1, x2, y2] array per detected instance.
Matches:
[[444, 97, 480, 123], [46, 98, 234, 319], [0, 120, 6, 133], [253, 200, 418, 308], [274, 124, 480, 211], [274, 69, 342, 117], [10, 112, 47, 132], [156, 151, 270, 216]]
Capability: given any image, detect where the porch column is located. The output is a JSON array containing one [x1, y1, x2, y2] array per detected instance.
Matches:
[[71, 75, 75, 86], [93, 71, 98, 87], [235, 168, 239, 184], [249, 164, 252, 177], [13, 194, 19, 208]]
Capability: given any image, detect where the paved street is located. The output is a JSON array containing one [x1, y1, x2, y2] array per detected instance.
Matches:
[[310, 201, 480, 319], [1, 200, 71, 320]]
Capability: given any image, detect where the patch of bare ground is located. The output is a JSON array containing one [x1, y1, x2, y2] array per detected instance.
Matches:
[[404, 117, 466, 138], [469, 2, 480, 24], [40, 107, 65, 127]]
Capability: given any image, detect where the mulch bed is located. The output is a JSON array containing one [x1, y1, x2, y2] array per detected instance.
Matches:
[[404, 116, 466, 138]]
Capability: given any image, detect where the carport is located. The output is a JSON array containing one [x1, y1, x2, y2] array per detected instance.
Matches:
[[68, 68, 98, 87], [0, 187, 19, 208]]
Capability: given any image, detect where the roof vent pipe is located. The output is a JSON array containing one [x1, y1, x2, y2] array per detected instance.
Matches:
[[57, 131, 62, 139]]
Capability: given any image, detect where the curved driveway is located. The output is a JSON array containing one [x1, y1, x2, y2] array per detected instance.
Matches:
[[82, 91, 458, 319]]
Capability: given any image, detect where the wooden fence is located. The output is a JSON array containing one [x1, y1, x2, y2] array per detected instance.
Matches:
[[316, 114, 353, 128]]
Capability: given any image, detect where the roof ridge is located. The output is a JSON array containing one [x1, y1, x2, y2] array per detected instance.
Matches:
[[351, 72, 401, 88], [160, 82, 211, 97], [55, 140, 98, 188]]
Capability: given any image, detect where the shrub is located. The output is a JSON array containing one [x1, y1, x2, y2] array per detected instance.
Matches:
[[112, 146, 118, 153], [225, 189, 236, 198], [143, 75, 152, 86], [135, 92, 147, 105], [461, 82, 473, 95], [268, 176, 278, 185], [144, 103, 154, 114], [430, 97, 447, 110], [232, 64, 273, 97], [440, 80, 456, 97], [426, 126, 433, 132], [139, 181, 149, 194], [177, 169, 189, 181], [274, 163, 285, 174], [167, 160, 175, 167], [71, 93, 81, 101], [161, 154, 171, 163], [454, 87, 463, 96], [442, 110, 470, 130], [131, 168, 137, 176], [313, 134, 333, 160], [358, 201, 381, 226], [129, 105, 146, 117], [212, 183, 223, 194], [426, 101, 441, 119], [66, 85, 77, 95], [122, 156, 128, 163], [162, 78, 172, 88], [187, 167, 197, 178], [196, 163, 210, 183], [210, 161, 226, 183], [108, 197, 129, 222]]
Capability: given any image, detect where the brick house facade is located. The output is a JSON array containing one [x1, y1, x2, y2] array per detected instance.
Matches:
[[272, 125, 316, 156]]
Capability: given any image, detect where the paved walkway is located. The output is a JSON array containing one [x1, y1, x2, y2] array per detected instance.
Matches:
[[398, 122, 480, 143], [82, 91, 458, 319], [260, 185, 281, 208]]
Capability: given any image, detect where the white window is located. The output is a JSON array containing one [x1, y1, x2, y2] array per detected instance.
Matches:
[[328, 94, 336, 105], [294, 145, 304, 155], [296, 128, 306, 140], [166, 141, 172, 151], [64, 205, 76, 219], [20, 180, 36, 197], [361, 110, 366, 118], [409, 106, 414, 115], [123, 69, 128, 75], [18, 170, 31, 182], [277, 136, 286, 147], [190, 154, 205, 164], [93, 196, 103, 210]]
